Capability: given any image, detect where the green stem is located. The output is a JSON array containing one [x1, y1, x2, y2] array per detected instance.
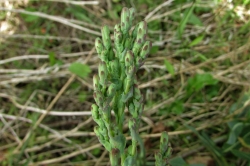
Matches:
[[110, 149, 120, 166], [131, 140, 137, 156], [138, 135, 145, 165], [121, 152, 126, 165]]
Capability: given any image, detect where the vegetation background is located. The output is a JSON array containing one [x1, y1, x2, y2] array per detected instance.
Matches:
[[0, 0, 250, 165]]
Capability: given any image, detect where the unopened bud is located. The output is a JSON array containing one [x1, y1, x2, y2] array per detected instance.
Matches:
[[129, 8, 135, 24], [95, 38, 104, 55], [93, 74, 100, 91], [125, 51, 134, 67], [121, 7, 130, 34], [101, 26, 111, 50], [98, 62, 108, 86], [140, 41, 152, 59]]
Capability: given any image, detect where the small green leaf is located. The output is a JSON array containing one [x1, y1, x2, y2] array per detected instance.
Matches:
[[243, 0, 250, 5], [92, 148, 101, 156], [170, 100, 184, 115], [169, 156, 188, 166], [186, 73, 218, 95], [48, 52, 56, 66], [190, 164, 206, 166], [20, 8, 40, 22], [69, 63, 91, 78], [21, 14, 39, 22], [78, 92, 86, 102], [188, 13, 203, 26], [231, 150, 250, 161], [150, 46, 159, 54], [66, 6, 92, 23], [227, 122, 244, 144], [177, 2, 195, 38], [189, 35, 204, 47], [164, 59, 175, 76]]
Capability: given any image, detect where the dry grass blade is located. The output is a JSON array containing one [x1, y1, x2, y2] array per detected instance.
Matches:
[[0, 0, 99, 5], [0, 7, 101, 36]]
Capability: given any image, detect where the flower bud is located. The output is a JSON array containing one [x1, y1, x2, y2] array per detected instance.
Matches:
[[114, 24, 122, 34], [108, 49, 115, 61], [125, 51, 134, 67], [98, 61, 108, 86], [101, 106, 111, 125], [93, 91, 103, 107], [125, 66, 134, 79], [119, 49, 127, 63], [91, 104, 99, 120], [121, 87, 133, 102], [132, 38, 142, 56], [138, 21, 147, 35], [114, 31, 122, 44], [140, 41, 152, 59], [101, 25, 111, 50], [135, 57, 143, 69], [121, 7, 130, 34], [129, 8, 135, 24], [93, 74, 100, 91], [124, 37, 133, 49], [124, 77, 133, 94], [114, 32, 124, 53], [94, 126, 112, 151], [95, 38, 104, 55], [136, 21, 147, 45], [98, 50, 108, 62], [108, 83, 116, 97], [160, 131, 171, 158], [109, 59, 120, 79], [132, 23, 139, 39], [117, 99, 125, 115]]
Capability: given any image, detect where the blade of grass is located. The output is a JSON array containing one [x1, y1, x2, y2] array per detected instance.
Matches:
[[177, 1, 195, 38]]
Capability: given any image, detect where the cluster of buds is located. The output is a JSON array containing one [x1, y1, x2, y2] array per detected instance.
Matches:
[[155, 132, 172, 166], [91, 7, 172, 166]]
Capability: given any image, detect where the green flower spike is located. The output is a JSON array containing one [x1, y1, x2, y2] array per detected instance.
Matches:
[[92, 7, 171, 166]]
